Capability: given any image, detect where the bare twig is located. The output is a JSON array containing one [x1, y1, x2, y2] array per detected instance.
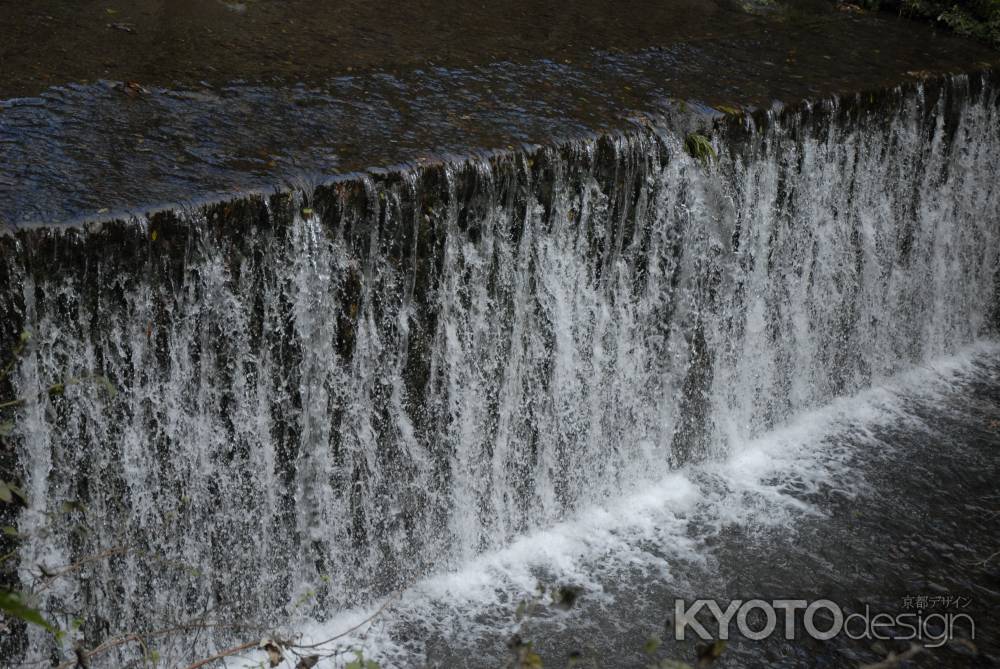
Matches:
[[966, 548, 1000, 568], [294, 591, 400, 650], [859, 643, 924, 669], [35, 547, 127, 593], [54, 619, 268, 669], [182, 639, 259, 669], [55, 634, 146, 669], [172, 592, 399, 669]]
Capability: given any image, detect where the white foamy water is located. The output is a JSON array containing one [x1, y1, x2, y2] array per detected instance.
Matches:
[[248, 342, 998, 668]]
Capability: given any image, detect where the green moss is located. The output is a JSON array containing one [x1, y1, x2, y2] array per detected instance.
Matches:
[[685, 133, 718, 166]]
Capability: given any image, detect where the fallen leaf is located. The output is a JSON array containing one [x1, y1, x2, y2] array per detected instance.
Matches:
[[123, 80, 148, 95], [259, 639, 283, 668]]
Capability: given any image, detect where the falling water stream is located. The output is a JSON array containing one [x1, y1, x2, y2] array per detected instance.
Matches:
[[1, 72, 998, 666]]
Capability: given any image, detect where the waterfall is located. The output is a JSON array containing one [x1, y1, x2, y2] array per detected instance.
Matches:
[[1, 73, 998, 661]]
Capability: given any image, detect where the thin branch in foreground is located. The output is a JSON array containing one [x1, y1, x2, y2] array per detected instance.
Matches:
[[180, 592, 400, 669], [55, 634, 146, 669], [295, 591, 400, 650], [182, 640, 259, 669], [35, 547, 127, 593], [54, 620, 269, 669], [859, 643, 924, 669]]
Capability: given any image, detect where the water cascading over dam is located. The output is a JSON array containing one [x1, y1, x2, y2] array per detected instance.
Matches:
[[2, 71, 999, 663]]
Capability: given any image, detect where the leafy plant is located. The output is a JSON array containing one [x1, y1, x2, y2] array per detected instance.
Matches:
[[345, 650, 380, 669], [685, 133, 718, 166], [0, 589, 54, 632], [862, 0, 1000, 48], [506, 635, 543, 669]]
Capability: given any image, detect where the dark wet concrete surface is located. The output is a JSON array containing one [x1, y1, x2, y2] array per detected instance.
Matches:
[[1, 0, 998, 227]]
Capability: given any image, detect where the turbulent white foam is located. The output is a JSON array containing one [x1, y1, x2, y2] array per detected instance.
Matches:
[[249, 342, 999, 668]]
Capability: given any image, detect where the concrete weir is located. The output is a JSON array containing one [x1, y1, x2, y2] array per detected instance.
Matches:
[[1, 2, 999, 667]]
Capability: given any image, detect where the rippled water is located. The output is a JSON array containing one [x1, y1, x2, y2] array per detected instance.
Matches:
[[2, 13, 998, 228]]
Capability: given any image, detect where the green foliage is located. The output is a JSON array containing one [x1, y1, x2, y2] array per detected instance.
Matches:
[[506, 635, 543, 669], [685, 133, 718, 166], [640, 629, 727, 669], [0, 589, 54, 632], [0, 480, 26, 504], [345, 651, 380, 669], [865, 0, 1000, 48], [696, 640, 727, 666]]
